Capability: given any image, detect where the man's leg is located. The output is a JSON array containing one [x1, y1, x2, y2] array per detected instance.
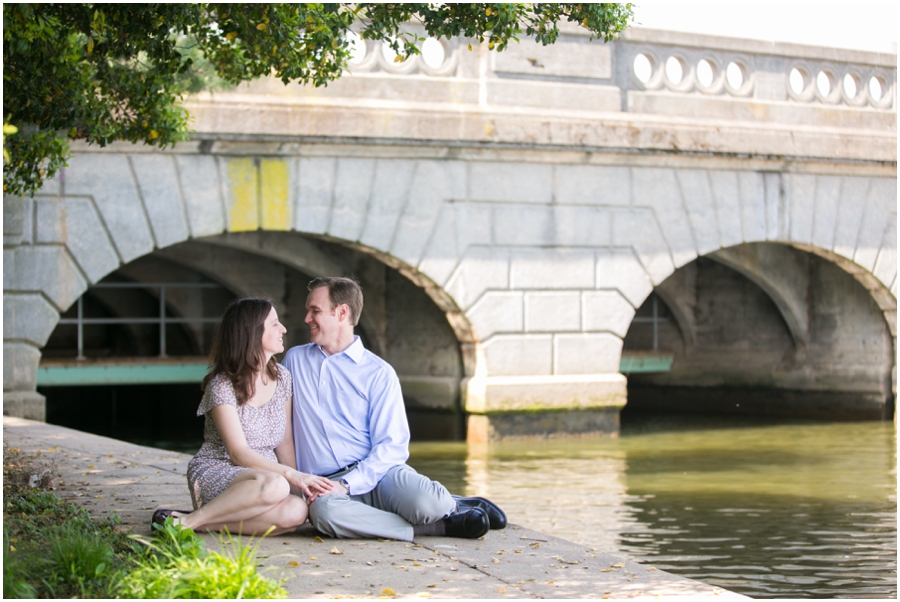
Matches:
[[365, 464, 456, 525], [308, 493, 415, 541], [307, 465, 456, 540]]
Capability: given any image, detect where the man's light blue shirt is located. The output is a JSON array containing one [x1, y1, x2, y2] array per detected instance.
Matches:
[[282, 336, 410, 496]]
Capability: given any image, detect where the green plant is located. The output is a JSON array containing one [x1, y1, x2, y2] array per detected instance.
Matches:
[[118, 519, 286, 599], [45, 522, 119, 598], [3, 530, 37, 599]]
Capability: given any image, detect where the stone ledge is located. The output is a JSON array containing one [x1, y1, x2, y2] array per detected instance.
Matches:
[[463, 374, 628, 415]]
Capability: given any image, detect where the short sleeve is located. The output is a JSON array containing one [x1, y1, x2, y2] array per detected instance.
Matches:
[[276, 363, 292, 408], [197, 374, 238, 417]]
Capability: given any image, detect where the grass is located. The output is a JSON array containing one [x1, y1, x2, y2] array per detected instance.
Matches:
[[3, 443, 287, 599]]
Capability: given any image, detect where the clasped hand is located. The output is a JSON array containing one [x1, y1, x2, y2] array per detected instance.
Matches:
[[289, 471, 335, 502]]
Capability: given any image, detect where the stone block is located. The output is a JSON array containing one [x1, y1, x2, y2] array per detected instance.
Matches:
[[3, 342, 41, 391], [552, 205, 611, 247], [295, 157, 335, 235], [468, 162, 552, 204], [786, 173, 816, 246], [487, 80, 621, 113], [595, 248, 654, 308], [391, 161, 462, 267], [873, 219, 896, 290], [35, 194, 119, 283], [810, 175, 842, 251], [854, 178, 897, 272], [483, 334, 552, 376], [36, 171, 60, 196], [466, 291, 524, 341], [225, 157, 259, 231], [328, 158, 376, 242], [632, 168, 697, 268], [677, 170, 720, 255], [492, 38, 611, 80], [64, 153, 154, 263], [764, 172, 786, 241], [493, 204, 552, 246], [611, 208, 674, 285], [2, 391, 46, 421], [524, 292, 581, 333], [445, 246, 510, 311], [465, 373, 627, 414], [582, 291, 635, 337], [453, 202, 493, 252], [832, 176, 871, 259], [510, 248, 595, 290], [555, 165, 631, 206], [34, 197, 66, 243], [3, 195, 32, 246], [739, 171, 767, 243], [130, 154, 190, 248], [4, 293, 60, 347], [5, 246, 87, 311], [177, 154, 227, 238], [708, 171, 743, 249], [359, 160, 417, 251], [418, 202, 460, 287], [554, 333, 623, 374]]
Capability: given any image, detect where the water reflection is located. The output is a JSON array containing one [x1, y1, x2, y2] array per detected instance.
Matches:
[[407, 416, 897, 599]]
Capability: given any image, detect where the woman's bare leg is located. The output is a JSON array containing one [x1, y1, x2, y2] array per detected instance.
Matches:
[[177, 469, 306, 534], [196, 494, 308, 535]]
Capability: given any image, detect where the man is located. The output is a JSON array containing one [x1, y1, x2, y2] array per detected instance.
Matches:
[[283, 276, 506, 541]]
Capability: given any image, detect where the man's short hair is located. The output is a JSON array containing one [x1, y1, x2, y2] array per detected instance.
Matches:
[[308, 277, 364, 326]]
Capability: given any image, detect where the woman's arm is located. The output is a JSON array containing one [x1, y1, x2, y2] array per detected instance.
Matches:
[[210, 403, 332, 498], [274, 396, 297, 469]]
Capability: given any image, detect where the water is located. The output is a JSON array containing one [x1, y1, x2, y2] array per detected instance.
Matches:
[[406, 416, 897, 599]]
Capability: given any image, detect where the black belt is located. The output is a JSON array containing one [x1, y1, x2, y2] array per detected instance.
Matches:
[[325, 461, 359, 479]]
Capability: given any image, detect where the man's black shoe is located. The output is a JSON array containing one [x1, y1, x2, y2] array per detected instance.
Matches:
[[442, 507, 489, 539], [453, 496, 508, 530]]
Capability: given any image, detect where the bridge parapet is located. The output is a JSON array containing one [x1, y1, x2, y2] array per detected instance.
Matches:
[[186, 27, 896, 163]]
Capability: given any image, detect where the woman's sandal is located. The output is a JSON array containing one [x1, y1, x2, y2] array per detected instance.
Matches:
[[151, 508, 191, 529]]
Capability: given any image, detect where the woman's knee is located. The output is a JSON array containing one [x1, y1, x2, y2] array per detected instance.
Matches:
[[273, 496, 308, 529], [255, 472, 291, 506]]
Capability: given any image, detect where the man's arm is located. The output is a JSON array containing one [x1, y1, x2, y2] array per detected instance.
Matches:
[[339, 366, 409, 496]]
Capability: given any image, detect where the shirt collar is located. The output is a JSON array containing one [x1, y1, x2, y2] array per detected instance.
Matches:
[[317, 335, 364, 363]]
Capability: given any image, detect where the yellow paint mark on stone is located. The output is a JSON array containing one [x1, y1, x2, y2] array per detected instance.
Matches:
[[260, 159, 291, 230], [228, 158, 259, 232]]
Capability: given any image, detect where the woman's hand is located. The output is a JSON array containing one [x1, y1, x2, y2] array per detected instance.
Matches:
[[289, 471, 335, 502]]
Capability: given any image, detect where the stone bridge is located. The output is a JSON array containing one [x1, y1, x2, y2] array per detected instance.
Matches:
[[4, 27, 896, 440]]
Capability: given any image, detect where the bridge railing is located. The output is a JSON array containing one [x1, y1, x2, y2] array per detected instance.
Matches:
[[339, 25, 895, 116]]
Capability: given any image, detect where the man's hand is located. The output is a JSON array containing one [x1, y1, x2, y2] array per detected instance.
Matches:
[[331, 481, 349, 496]]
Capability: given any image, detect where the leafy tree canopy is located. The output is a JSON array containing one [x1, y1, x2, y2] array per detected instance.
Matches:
[[3, 3, 633, 196]]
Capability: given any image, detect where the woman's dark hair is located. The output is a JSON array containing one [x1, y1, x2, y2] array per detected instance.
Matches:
[[202, 298, 278, 405]]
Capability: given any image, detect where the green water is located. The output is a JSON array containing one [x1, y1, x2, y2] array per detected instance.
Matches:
[[407, 416, 897, 599]]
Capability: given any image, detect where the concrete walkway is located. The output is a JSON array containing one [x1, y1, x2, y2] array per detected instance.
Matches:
[[3, 417, 745, 599]]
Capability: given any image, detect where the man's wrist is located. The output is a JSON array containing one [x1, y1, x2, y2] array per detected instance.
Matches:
[[339, 477, 351, 495]]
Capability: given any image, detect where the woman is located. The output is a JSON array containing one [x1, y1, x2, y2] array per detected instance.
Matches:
[[152, 298, 333, 534]]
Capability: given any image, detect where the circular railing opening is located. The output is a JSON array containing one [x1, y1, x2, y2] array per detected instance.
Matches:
[[726, 61, 744, 89], [421, 38, 445, 69], [789, 68, 807, 95], [633, 53, 653, 84], [816, 71, 832, 97], [665, 56, 684, 84], [697, 59, 714, 88], [346, 31, 367, 64], [382, 39, 400, 63], [842, 73, 858, 99], [869, 76, 884, 101]]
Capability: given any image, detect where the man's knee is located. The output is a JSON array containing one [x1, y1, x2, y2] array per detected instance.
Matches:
[[308, 494, 350, 537], [380, 466, 454, 525]]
